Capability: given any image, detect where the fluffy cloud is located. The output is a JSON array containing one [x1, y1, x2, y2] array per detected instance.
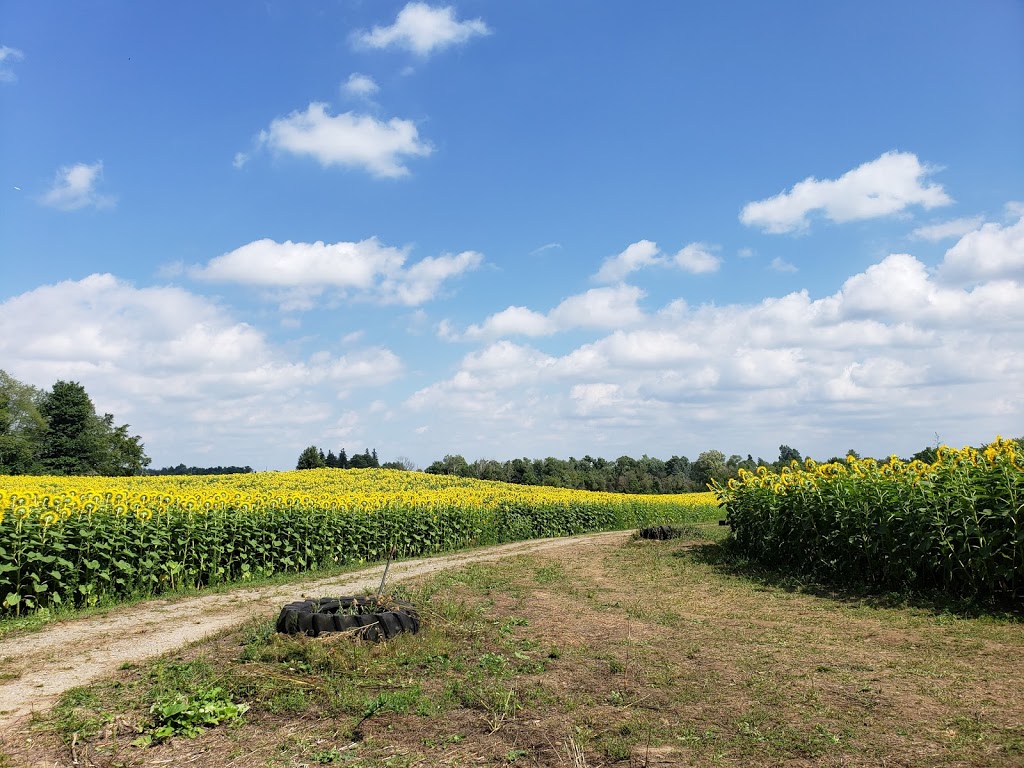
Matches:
[[39, 161, 115, 211], [463, 285, 646, 339], [0, 45, 23, 83], [343, 73, 379, 98], [256, 102, 432, 178], [0, 275, 404, 466], [741, 151, 951, 234], [594, 240, 661, 283], [191, 237, 481, 307], [593, 240, 722, 281], [407, 243, 1024, 460], [356, 3, 490, 56], [673, 243, 721, 274], [938, 215, 1024, 285]]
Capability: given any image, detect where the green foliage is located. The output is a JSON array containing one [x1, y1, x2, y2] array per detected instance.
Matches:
[[0, 372, 150, 476], [133, 685, 248, 745], [0, 371, 46, 475], [714, 438, 1024, 601], [0, 479, 720, 618], [296, 445, 327, 470]]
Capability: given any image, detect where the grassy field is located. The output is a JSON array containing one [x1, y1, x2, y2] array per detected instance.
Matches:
[[3, 524, 1021, 767]]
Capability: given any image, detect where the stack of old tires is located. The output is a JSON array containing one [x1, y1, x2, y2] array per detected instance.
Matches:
[[638, 525, 687, 540], [276, 595, 420, 641]]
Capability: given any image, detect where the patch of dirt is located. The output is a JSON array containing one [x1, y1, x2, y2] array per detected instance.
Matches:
[[0, 531, 629, 732]]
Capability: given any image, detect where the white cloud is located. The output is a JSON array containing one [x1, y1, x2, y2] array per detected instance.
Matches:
[[464, 285, 646, 339], [0, 45, 23, 83], [256, 102, 432, 178], [0, 275, 405, 466], [673, 242, 721, 274], [382, 250, 483, 305], [233, 152, 250, 169], [938, 215, 1024, 285], [530, 242, 562, 256], [741, 151, 952, 234], [407, 237, 1024, 462], [594, 240, 662, 283], [191, 237, 482, 307], [911, 216, 985, 241], [356, 2, 490, 56], [39, 161, 115, 211], [771, 257, 798, 273], [594, 240, 722, 281], [343, 73, 379, 98]]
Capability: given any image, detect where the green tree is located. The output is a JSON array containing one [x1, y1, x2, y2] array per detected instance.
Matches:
[[691, 449, 729, 489], [38, 381, 108, 475], [0, 370, 47, 474], [425, 454, 471, 476], [775, 444, 802, 469], [296, 445, 326, 470], [96, 413, 151, 476]]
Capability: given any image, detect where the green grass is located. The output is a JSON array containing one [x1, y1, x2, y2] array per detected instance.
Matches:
[[7, 531, 1022, 767]]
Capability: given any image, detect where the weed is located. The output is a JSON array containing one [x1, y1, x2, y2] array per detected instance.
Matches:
[[133, 685, 248, 745]]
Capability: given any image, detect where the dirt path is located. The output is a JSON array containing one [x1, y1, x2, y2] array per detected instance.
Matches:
[[0, 531, 629, 731]]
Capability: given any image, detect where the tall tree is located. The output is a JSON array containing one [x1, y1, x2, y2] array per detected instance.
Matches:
[[691, 449, 729, 489], [38, 381, 107, 475], [296, 445, 326, 470], [96, 413, 151, 476], [775, 444, 803, 469], [0, 370, 46, 474]]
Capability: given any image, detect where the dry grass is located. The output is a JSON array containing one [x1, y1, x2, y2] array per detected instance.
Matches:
[[2, 527, 1021, 767]]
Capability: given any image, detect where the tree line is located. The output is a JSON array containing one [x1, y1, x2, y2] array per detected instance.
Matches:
[[0, 370, 150, 476], [144, 464, 254, 476], [294, 444, 809, 493]]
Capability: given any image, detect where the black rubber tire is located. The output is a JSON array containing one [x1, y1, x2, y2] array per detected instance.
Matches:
[[639, 525, 686, 541], [276, 595, 420, 641]]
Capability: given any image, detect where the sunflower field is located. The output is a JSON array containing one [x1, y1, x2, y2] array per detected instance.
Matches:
[[0, 469, 720, 617], [713, 437, 1023, 601]]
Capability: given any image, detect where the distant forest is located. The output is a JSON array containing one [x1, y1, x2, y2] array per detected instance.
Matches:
[[292, 443, 957, 494], [144, 464, 254, 476]]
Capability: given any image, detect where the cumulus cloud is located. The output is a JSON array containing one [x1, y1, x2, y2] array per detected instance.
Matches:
[[256, 102, 432, 178], [191, 237, 481, 307], [938, 215, 1024, 285], [771, 257, 798, 273], [356, 2, 490, 56], [741, 151, 952, 234], [463, 285, 646, 339], [343, 73, 380, 98], [407, 241, 1024, 461], [673, 242, 721, 274], [594, 240, 722, 282], [594, 240, 661, 283], [39, 161, 115, 211], [0, 45, 23, 83], [0, 275, 405, 465]]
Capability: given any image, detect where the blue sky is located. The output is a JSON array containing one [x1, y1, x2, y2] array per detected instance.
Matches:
[[2, 1, 1022, 471]]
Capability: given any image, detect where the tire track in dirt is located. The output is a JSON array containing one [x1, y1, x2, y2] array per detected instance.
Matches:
[[0, 531, 629, 730]]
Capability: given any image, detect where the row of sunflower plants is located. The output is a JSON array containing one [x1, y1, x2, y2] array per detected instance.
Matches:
[[712, 437, 1023, 600], [0, 469, 721, 616]]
